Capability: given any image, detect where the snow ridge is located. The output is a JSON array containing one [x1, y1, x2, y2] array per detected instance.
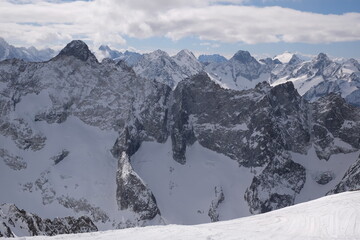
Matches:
[[12, 191, 360, 240]]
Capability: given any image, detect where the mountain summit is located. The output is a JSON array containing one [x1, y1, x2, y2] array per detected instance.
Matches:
[[231, 50, 258, 64], [57, 40, 97, 62]]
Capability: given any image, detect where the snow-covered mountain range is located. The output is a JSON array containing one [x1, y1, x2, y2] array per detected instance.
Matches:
[[1, 39, 360, 238], [9, 191, 360, 240], [132, 49, 203, 89], [98, 45, 142, 67], [0, 38, 56, 62], [205, 51, 360, 107]]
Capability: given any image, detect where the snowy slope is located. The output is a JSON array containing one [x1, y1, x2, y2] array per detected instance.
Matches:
[[132, 138, 358, 224], [292, 146, 360, 203], [12, 191, 360, 240], [273, 52, 294, 64], [131, 140, 255, 224]]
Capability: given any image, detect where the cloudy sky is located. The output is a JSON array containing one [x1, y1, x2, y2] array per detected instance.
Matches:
[[1, 0, 360, 59]]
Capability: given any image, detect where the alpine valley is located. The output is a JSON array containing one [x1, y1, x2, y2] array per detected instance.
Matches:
[[1, 39, 360, 238]]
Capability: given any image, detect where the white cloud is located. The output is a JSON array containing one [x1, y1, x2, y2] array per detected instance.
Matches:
[[0, 0, 359, 49]]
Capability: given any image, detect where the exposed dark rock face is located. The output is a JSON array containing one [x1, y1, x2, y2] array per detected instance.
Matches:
[[0, 148, 27, 170], [52, 150, 69, 165], [208, 186, 225, 222], [56, 196, 109, 223], [259, 58, 282, 72], [116, 152, 160, 221], [110, 80, 171, 159], [315, 171, 334, 185], [328, 155, 360, 194], [169, 73, 360, 213], [0, 222, 14, 237], [232, 50, 256, 64], [56, 40, 97, 62], [170, 73, 309, 167], [0, 118, 46, 151], [244, 155, 306, 214], [0, 204, 97, 237], [312, 93, 360, 160]]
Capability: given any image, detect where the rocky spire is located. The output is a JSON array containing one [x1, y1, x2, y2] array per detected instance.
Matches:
[[231, 50, 258, 64], [56, 40, 98, 62]]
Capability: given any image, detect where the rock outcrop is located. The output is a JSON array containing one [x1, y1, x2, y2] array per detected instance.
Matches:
[[0, 204, 97, 237], [116, 152, 160, 221]]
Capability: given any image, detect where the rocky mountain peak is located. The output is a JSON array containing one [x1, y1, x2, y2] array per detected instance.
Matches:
[[98, 45, 122, 60], [232, 50, 257, 64], [269, 81, 301, 107], [28, 46, 37, 52], [288, 54, 302, 65], [99, 45, 111, 52], [313, 52, 331, 67], [57, 40, 97, 62], [316, 52, 329, 61], [0, 37, 9, 46], [344, 58, 360, 71], [150, 49, 169, 58], [176, 49, 196, 59]]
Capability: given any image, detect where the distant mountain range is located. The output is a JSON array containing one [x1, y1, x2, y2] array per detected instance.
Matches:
[[3, 37, 359, 108], [0, 38, 56, 62], [98, 45, 142, 67]]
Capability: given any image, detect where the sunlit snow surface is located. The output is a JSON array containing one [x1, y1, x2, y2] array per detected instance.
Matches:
[[131, 140, 255, 224], [12, 191, 360, 240]]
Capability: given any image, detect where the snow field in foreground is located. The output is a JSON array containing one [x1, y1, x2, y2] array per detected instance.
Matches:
[[13, 191, 360, 240]]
